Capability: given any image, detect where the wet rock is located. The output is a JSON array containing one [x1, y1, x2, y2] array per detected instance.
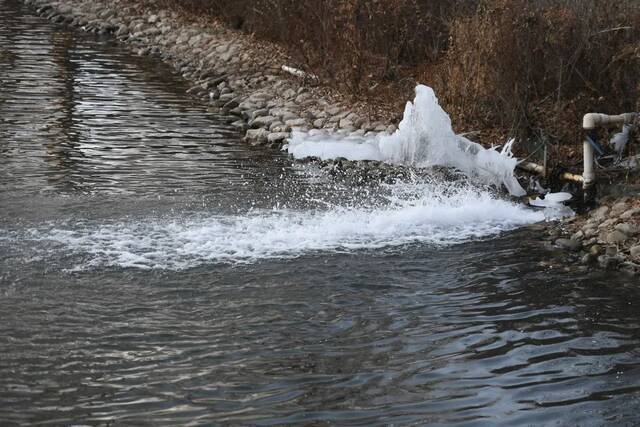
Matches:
[[581, 253, 595, 265], [555, 238, 582, 252], [244, 128, 269, 145], [249, 115, 278, 129], [222, 97, 240, 109], [630, 245, 640, 258], [571, 230, 584, 241], [598, 255, 620, 270], [267, 132, 289, 144], [589, 244, 603, 256], [230, 120, 247, 131]]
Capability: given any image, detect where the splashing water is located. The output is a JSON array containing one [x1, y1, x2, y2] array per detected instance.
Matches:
[[287, 85, 527, 196], [6, 180, 549, 270]]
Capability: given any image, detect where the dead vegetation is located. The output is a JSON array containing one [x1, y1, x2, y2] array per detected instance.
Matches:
[[152, 0, 640, 158]]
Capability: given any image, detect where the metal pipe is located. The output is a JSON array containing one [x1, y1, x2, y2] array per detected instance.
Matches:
[[518, 161, 583, 183]]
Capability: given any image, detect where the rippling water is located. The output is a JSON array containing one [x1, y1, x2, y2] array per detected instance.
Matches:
[[2, 0, 640, 425]]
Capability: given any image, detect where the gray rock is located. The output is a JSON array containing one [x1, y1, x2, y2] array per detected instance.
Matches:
[[610, 202, 630, 217], [269, 121, 284, 131], [615, 222, 639, 236], [295, 93, 312, 103], [630, 245, 640, 258], [605, 230, 628, 244], [598, 218, 618, 230], [571, 230, 585, 241], [620, 208, 640, 220], [326, 106, 342, 116], [282, 88, 297, 99], [386, 125, 397, 134], [591, 205, 610, 221], [555, 238, 582, 252], [250, 109, 269, 120], [598, 255, 619, 270], [267, 132, 290, 144], [230, 120, 247, 131], [250, 115, 278, 128], [244, 128, 269, 145], [339, 118, 354, 129], [583, 227, 598, 238], [222, 98, 240, 109], [581, 253, 595, 265], [313, 118, 326, 128], [285, 118, 307, 128]]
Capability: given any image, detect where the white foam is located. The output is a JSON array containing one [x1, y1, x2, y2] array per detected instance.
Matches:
[[287, 85, 526, 196], [18, 181, 549, 270]]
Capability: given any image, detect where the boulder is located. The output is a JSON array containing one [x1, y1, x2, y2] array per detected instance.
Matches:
[[620, 208, 640, 220], [555, 238, 582, 252], [267, 132, 290, 144], [605, 230, 628, 244], [610, 202, 630, 217], [244, 128, 269, 145], [615, 222, 639, 236]]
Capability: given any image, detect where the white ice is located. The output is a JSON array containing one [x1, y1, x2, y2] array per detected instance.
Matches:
[[287, 85, 526, 196]]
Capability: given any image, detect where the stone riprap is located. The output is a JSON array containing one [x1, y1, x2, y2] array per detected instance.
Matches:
[[22, 0, 393, 148], [545, 197, 640, 275]]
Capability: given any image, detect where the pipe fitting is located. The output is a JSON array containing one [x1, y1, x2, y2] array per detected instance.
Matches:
[[583, 112, 637, 130]]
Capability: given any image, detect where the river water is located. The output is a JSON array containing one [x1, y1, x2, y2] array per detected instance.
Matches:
[[2, 1, 640, 425]]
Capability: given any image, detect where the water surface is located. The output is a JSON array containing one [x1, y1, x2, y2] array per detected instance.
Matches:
[[1, 1, 640, 425]]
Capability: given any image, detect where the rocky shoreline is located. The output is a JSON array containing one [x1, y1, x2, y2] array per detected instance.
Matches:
[[544, 197, 640, 276], [21, 0, 640, 276]]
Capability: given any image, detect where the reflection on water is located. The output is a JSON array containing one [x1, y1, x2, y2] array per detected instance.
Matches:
[[1, 0, 640, 426]]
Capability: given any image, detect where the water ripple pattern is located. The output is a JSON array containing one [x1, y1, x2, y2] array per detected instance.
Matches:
[[1, 1, 640, 426]]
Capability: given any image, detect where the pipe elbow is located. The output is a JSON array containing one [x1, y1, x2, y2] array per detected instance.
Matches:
[[583, 112, 638, 130], [583, 113, 604, 130]]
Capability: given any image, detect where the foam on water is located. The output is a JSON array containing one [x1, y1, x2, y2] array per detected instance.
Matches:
[[8, 180, 550, 270], [287, 85, 527, 196]]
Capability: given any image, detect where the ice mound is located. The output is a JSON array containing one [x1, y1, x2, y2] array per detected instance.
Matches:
[[288, 85, 526, 196]]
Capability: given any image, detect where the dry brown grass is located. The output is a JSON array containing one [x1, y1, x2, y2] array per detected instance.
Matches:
[[151, 0, 640, 156]]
